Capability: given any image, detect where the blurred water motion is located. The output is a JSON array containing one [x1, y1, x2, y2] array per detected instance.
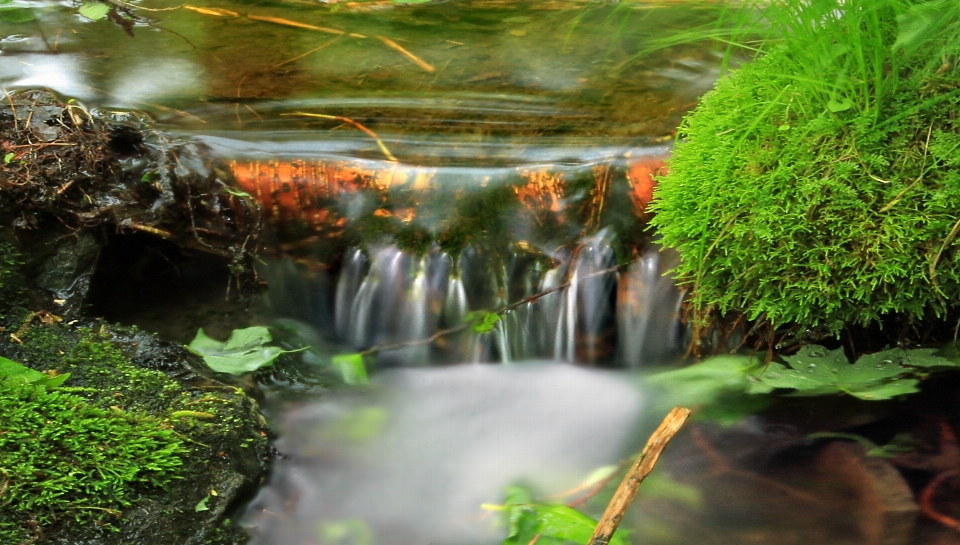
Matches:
[[244, 363, 644, 545]]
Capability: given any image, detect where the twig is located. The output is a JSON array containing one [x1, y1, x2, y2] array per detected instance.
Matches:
[[4, 88, 18, 131], [690, 427, 820, 503], [377, 35, 435, 73], [879, 121, 935, 213], [929, 215, 960, 301], [588, 406, 691, 545], [274, 35, 342, 68], [284, 112, 397, 162], [246, 14, 345, 36], [920, 469, 960, 533]]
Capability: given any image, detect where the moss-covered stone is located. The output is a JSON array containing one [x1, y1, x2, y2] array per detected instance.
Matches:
[[0, 315, 270, 544]]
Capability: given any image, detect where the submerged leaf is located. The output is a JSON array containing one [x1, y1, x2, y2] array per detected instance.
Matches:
[[757, 345, 919, 400], [78, 2, 110, 21], [187, 327, 284, 375], [333, 353, 369, 385]]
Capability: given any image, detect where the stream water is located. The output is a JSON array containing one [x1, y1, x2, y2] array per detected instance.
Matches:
[[0, 2, 930, 544]]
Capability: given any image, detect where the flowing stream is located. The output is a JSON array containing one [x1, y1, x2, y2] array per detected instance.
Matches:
[[1, 2, 919, 544]]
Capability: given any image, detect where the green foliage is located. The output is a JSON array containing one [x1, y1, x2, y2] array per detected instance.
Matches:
[[0, 355, 70, 388], [78, 1, 109, 21], [645, 355, 772, 424], [0, 375, 185, 531], [465, 310, 501, 333], [758, 344, 953, 400], [494, 485, 629, 545], [650, 0, 960, 333], [649, 345, 960, 417], [187, 326, 290, 375], [332, 352, 369, 385], [0, 0, 35, 23], [806, 432, 916, 458]]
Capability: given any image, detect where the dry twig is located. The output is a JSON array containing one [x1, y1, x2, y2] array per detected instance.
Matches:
[[588, 406, 691, 545]]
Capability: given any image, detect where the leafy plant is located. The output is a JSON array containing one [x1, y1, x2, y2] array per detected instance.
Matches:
[[757, 344, 953, 400], [488, 485, 629, 545], [0, 355, 70, 388], [332, 352, 369, 385], [187, 326, 294, 375], [464, 310, 501, 333], [650, 0, 960, 333], [77, 1, 109, 21], [0, 0, 35, 23], [648, 345, 960, 420]]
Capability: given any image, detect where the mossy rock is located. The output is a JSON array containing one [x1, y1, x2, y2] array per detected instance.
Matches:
[[0, 314, 270, 545], [651, 4, 960, 334]]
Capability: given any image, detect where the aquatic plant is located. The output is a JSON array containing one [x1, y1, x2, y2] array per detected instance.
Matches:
[[650, 0, 960, 334]]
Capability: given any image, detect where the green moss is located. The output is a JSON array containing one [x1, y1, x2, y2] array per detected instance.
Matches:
[[0, 318, 269, 542], [0, 378, 185, 538], [651, 0, 960, 333]]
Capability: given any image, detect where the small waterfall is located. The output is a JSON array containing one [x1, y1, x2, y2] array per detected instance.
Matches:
[[617, 244, 684, 367], [271, 236, 684, 367]]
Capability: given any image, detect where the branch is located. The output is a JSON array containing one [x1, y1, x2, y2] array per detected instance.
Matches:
[[588, 406, 691, 545]]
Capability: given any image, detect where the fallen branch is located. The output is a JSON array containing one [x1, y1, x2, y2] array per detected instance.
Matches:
[[588, 406, 691, 545]]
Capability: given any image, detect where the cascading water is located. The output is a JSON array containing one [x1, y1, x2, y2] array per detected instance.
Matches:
[[270, 234, 683, 367]]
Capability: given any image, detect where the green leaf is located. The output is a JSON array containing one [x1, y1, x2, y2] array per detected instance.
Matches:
[[187, 327, 284, 375], [807, 431, 916, 458], [536, 505, 628, 545], [647, 354, 767, 405], [827, 97, 853, 113], [0, 5, 36, 23], [0, 356, 70, 388], [756, 345, 918, 400], [332, 353, 368, 385], [222, 186, 253, 198], [465, 310, 500, 333], [194, 495, 210, 512], [78, 1, 110, 21], [646, 354, 771, 424], [4, 152, 14, 163]]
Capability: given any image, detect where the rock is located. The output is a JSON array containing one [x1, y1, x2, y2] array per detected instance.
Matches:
[[815, 441, 919, 545]]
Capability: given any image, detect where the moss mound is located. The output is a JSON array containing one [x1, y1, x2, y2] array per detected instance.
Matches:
[[651, 0, 960, 334]]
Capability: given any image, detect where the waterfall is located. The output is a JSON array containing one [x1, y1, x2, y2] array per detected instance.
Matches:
[[269, 235, 684, 367]]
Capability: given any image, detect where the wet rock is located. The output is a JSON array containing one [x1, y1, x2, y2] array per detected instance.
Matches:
[[815, 441, 918, 545], [0, 89, 260, 280]]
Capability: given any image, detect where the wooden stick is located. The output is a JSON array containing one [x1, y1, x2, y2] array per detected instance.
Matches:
[[588, 406, 691, 545], [377, 35, 435, 73]]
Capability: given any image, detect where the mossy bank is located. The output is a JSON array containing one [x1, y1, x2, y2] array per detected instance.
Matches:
[[0, 89, 272, 543], [0, 308, 270, 544]]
